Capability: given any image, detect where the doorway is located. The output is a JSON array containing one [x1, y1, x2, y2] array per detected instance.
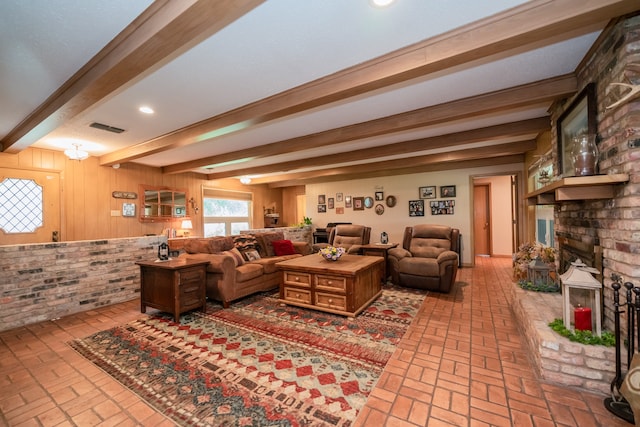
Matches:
[[0, 168, 61, 244], [472, 174, 518, 260], [473, 184, 491, 256]]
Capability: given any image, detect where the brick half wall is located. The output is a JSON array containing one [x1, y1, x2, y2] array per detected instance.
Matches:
[[0, 236, 165, 332]]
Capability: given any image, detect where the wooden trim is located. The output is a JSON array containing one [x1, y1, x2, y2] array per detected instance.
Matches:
[[1, 0, 264, 153], [98, 0, 638, 166], [266, 156, 525, 188], [169, 75, 570, 176], [525, 174, 630, 204], [253, 142, 534, 187], [204, 118, 549, 180]]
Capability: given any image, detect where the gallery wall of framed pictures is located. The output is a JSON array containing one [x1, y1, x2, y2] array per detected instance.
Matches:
[[315, 190, 399, 216], [417, 185, 456, 215], [315, 184, 457, 217]]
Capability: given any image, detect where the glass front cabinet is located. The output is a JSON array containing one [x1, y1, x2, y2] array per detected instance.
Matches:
[[139, 185, 188, 222]]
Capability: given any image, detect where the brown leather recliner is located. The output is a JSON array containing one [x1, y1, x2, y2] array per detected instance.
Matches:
[[388, 224, 459, 293], [312, 224, 371, 254]]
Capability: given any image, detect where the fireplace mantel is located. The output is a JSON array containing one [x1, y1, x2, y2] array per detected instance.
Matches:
[[525, 174, 629, 205]]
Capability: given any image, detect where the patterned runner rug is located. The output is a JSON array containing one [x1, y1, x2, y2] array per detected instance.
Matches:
[[69, 285, 426, 426]]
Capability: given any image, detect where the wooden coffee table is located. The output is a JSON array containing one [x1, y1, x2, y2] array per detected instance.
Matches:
[[276, 254, 383, 317]]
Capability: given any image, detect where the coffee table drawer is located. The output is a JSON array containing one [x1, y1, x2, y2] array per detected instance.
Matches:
[[283, 286, 312, 304], [284, 271, 311, 287], [316, 274, 346, 291], [315, 292, 347, 311]]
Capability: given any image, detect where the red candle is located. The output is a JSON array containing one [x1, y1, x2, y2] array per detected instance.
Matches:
[[574, 306, 592, 331]]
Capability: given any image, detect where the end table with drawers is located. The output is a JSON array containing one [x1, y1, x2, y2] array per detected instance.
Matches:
[[359, 243, 398, 281], [136, 258, 209, 322]]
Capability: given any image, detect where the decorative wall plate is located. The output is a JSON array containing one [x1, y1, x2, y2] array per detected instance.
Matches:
[[112, 191, 137, 199], [364, 197, 374, 208], [375, 204, 384, 215], [386, 195, 397, 207]]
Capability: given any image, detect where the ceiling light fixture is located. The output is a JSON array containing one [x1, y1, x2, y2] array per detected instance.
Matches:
[[139, 106, 154, 114], [370, 0, 396, 7], [64, 143, 89, 161], [240, 177, 251, 185]]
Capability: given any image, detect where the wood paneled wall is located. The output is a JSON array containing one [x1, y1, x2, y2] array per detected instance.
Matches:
[[0, 147, 285, 242]]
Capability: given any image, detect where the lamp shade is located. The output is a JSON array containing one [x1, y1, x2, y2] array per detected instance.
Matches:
[[181, 220, 193, 230]]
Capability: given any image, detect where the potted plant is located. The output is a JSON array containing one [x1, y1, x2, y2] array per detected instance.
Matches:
[[513, 242, 557, 281]]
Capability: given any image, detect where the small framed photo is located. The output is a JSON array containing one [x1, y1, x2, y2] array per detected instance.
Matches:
[[409, 200, 425, 216], [336, 193, 343, 202], [353, 197, 365, 211], [336, 207, 344, 214], [328, 198, 334, 209], [345, 196, 352, 208], [318, 204, 326, 213], [375, 191, 384, 201], [318, 194, 326, 204], [440, 185, 456, 198], [419, 186, 436, 199], [122, 203, 136, 217]]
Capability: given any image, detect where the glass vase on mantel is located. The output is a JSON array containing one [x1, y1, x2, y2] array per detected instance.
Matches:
[[571, 134, 598, 176]]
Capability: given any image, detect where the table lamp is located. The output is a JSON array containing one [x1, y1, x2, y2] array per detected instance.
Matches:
[[181, 219, 193, 237]]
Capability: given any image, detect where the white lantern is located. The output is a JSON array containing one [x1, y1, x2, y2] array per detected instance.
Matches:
[[560, 259, 601, 336]]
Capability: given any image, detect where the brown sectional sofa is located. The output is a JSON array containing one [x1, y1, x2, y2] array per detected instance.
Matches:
[[178, 230, 311, 307]]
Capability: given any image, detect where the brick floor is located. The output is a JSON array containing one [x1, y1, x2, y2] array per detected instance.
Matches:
[[0, 257, 629, 426]]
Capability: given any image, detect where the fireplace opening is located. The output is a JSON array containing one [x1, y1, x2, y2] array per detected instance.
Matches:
[[557, 234, 604, 330]]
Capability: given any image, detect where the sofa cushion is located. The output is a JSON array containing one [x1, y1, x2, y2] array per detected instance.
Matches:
[[272, 239, 296, 256], [221, 247, 245, 266], [333, 235, 362, 249], [399, 257, 440, 276], [409, 242, 446, 259], [184, 237, 233, 254], [251, 257, 284, 274], [235, 263, 263, 282], [255, 231, 285, 257]]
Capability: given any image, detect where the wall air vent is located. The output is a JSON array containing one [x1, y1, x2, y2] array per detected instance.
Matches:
[[89, 122, 125, 134]]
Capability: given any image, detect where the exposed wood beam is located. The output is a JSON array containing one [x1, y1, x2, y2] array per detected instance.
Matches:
[[266, 155, 525, 188], [204, 117, 549, 180], [0, 0, 264, 153], [250, 140, 536, 186], [171, 75, 569, 175], [100, 0, 636, 166]]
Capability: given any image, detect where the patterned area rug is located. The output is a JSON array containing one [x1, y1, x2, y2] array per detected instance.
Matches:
[[69, 285, 426, 426]]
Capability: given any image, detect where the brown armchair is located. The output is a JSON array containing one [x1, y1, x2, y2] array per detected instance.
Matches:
[[388, 224, 459, 293], [312, 224, 371, 254]]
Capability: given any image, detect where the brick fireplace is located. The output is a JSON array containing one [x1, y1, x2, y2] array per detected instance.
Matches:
[[550, 13, 640, 337]]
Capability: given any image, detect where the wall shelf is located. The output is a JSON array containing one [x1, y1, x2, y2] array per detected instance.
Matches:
[[526, 174, 629, 205]]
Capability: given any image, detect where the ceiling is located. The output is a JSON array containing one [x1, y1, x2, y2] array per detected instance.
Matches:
[[2, 0, 638, 187]]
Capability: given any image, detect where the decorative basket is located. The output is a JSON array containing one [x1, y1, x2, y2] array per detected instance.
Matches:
[[319, 246, 345, 261]]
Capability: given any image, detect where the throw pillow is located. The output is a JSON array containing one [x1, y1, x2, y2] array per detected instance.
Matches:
[[260, 232, 285, 257], [233, 234, 260, 253], [242, 249, 261, 262], [271, 239, 297, 256], [222, 247, 245, 266]]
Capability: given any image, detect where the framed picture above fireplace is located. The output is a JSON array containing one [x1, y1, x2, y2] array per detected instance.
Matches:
[[557, 83, 597, 178]]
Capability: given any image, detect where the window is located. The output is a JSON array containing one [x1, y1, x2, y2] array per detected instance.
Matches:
[[202, 188, 252, 237], [0, 178, 43, 233]]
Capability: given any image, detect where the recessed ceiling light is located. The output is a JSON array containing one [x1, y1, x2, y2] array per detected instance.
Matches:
[[370, 0, 396, 7], [139, 106, 154, 114]]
